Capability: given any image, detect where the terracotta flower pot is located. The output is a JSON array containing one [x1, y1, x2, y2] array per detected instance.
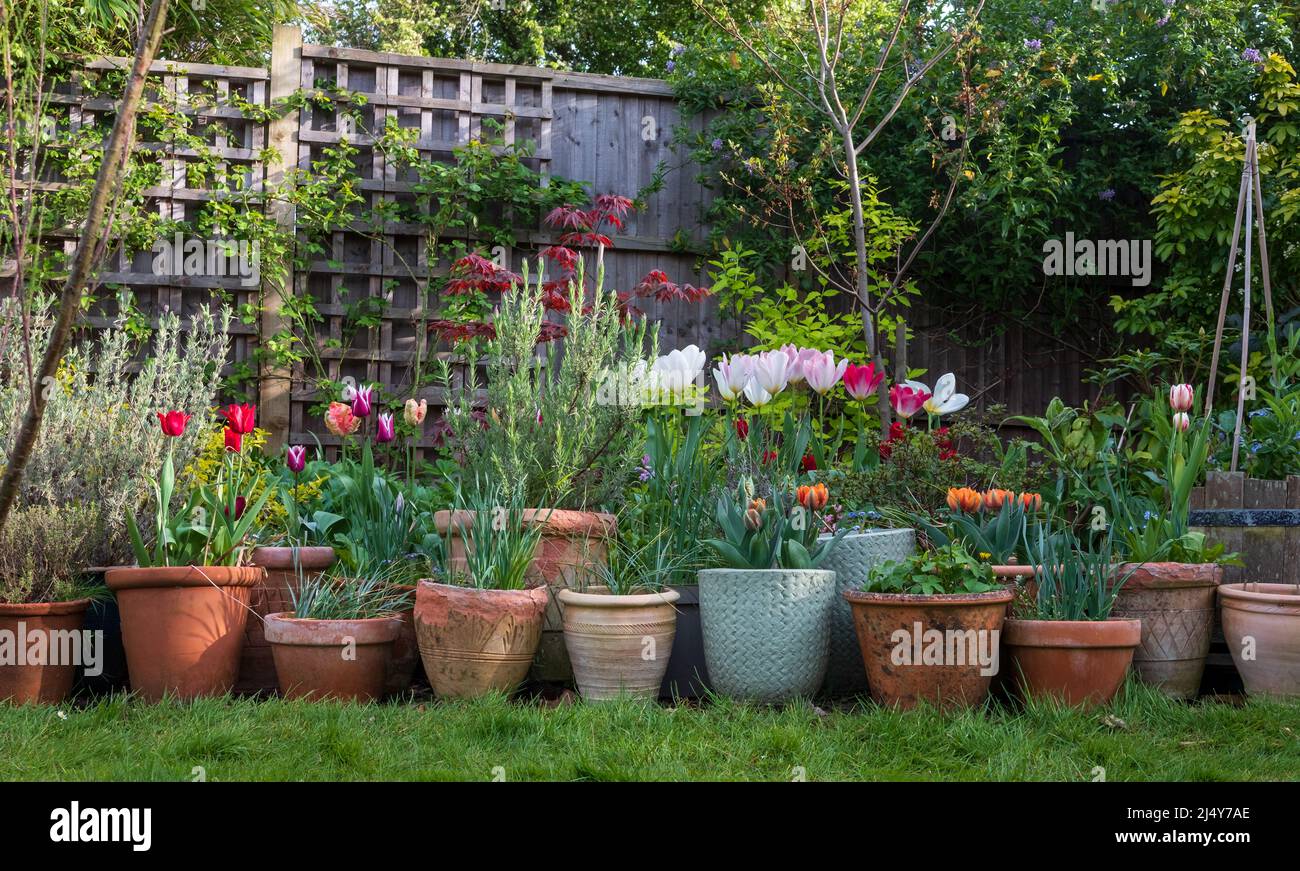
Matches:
[[435, 508, 616, 683], [842, 586, 1014, 710], [1219, 583, 1300, 698], [817, 528, 915, 695], [557, 585, 680, 701], [264, 612, 403, 701], [104, 565, 263, 702], [0, 598, 92, 704], [698, 568, 836, 703], [1003, 618, 1142, 708], [385, 584, 420, 698], [1110, 562, 1221, 699], [414, 580, 549, 698], [239, 546, 336, 695]]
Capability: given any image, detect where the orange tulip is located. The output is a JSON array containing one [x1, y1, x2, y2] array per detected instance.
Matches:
[[744, 497, 767, 531], [982, 488, 1014, 511], [797, 483, 829, 512], [1018, 492, 1043, 511], [946, 487, 982, 513]]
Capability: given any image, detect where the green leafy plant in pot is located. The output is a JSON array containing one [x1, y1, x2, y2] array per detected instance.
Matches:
[[696, 481, 844, 703], [842, 541, 1013, 710]]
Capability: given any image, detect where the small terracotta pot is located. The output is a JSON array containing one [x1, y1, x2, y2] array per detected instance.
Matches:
[[1110, 562, 1221, 699], [264, 612, 403, 701], [414, 580, 549, 698], [384, 584, 420, 698], [436, 509, 615, 683], [557, 585, 680, 701], [1219, 583, 1300, 698], [0, 599, 92, 704], [104, 565, 264, 702], [1003, 618, 1142, 708], [842, 586, 1014, 710], [239, 547, 336, 695]]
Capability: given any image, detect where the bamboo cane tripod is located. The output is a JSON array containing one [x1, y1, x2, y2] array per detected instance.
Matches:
[[1204, 118, 1277, 473]]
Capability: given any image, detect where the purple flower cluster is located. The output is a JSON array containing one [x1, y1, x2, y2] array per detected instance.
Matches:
[[1024, 38, 1042, 51]]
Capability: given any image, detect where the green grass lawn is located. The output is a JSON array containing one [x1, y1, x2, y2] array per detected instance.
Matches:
[[2, 684, 1298, 781]]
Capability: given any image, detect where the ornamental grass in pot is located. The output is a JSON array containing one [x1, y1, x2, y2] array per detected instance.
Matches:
[[845, 541, 1013, 710], [0, 504, 106, 704], [105, 409, 270, 702], [417, 487, 550, 699], [264, 565, 409, 702], [698, 482, 845, 704], [558, 535, 688, 701], [1003, 526, 1141, 709]]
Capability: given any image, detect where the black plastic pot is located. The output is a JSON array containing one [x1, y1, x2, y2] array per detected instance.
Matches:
[[659, 583, 711, 700], [73, 574, 130, 697]]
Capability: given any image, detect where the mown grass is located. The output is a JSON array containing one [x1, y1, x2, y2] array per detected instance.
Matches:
[[1, 683, 1297, 781]]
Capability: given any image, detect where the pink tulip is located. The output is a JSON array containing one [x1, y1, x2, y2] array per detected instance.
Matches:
[[351, 384, 374, 418], [286, 445, 307, 473], [890, 384, 931, 419], [802, 350, 848, 395], [843, 363, 885, 400], [376, 412, 395, 443], [1169, 383, 1194, 413], [1172, 412, 1190, 432]]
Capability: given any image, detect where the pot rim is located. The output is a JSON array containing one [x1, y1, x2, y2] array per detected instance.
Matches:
[[251, 546, 337, 570], [842, 586, 1014, 606], [817, 527, 914, 540], [1003, 617, 1142, 648], [1219, 582, 1300, 606], [557, 586, 681, 607], [0, 597, 93, 616], [416, 578, 549, 601], [1113, 561, 1223, 589], [697, 568, 837, 578], [104, 565, 265, 591], [263, 611, 403, 645], [434, 508, 616, 539]]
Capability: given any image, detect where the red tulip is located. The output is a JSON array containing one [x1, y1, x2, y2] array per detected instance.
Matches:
[[220, 403, 257, 434], [734, 418, 750, 440], [224, 427, 243, 453], [801, 452, 817, 472], [843, 362, 885, 400], [156, 410, 191, 437]]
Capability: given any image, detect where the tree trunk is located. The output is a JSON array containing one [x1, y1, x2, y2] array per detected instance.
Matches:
[[0, 0, 171, 535]]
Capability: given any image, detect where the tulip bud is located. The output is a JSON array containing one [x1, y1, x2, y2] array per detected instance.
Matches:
[[404, 398, 427, 426], [1169, 383, 1194, 413], [376, 412, 396, 443], [1172, 411, 1190, 433], [351, 384, 374, 418], [156, 410, 191, 437]]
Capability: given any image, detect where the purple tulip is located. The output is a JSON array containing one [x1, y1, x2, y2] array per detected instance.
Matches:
[[286, 444, 307, 473], [376, 412, 395, 443], [351, 384, 374, 418]]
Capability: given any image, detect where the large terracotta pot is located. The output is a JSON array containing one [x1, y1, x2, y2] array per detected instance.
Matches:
[[414, 580, 549, 698], [557, 585, 680, 701], [698, 568, 836, 704], [435, 509, 616, 683], [239, 546, 336, 695], [104, 565, 263, 702], [659, 583, 711, 699], [818, 528, 915, 695], [0, 599, 92, 704], [1110, 562, 1221, 699], [385, 584, 420, 698], [264, 612, 403, 701], [842, 586, 1014, 710], [1219, 583, 1300, 698], [1003, 618, 1142, 708]]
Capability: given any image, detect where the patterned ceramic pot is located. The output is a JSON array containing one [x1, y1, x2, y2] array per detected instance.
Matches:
[[698, 568, 836, 704]]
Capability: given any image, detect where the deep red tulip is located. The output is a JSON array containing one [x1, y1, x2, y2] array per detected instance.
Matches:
[[801, 453, 817, 472], [734, 418, 749, 440], [224, 427, 243, 453], [220, 403, 257, 434], [156, 410, 191, 437], [286, 445, 307, 473]]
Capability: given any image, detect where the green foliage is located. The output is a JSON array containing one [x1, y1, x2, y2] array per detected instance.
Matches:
[[448, 484, 545, 591], [865, 541, 1000, 596], [913, 500, 1034, 566], [704, 485, 844, 570], [290, 564, 413, 620], [1023, 524, 1129, 622], [443, 258, 650, 511], [0, 503, 105, 604]]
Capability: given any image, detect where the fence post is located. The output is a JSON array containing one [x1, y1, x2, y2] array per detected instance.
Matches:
[[259, 24, 302, 450]]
